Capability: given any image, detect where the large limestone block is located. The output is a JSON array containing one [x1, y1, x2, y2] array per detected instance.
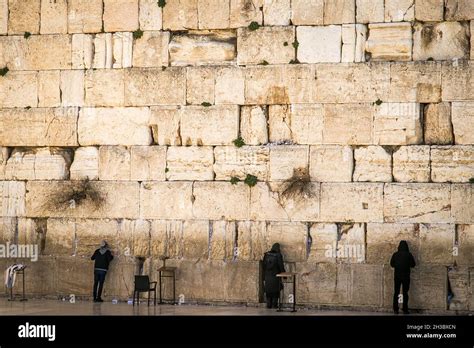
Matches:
[[198, 0, 230, 29], [356, 0, 384, 23], [78, 107, 152, 146], [38, 71, 60, 107], [423, 103, 453, 145], [193, 182, 250, 220], [419, 224, 454, 264], [456, 225, 474, 265], [60, 70, 84, 107], [392, 146, 430, 182], [149, 106, 181, 145], [7, 0, 40, 34], [374, 103, 422, 145], [323, 103, 373, 144], [320, 183, 384, 222], [389, 62, 441, 103], [101, 257, 136, 298], [268, 105, 292, 143], [140, 182, 193, 219], [91, 32, 133, 69], [297, 26, 341, 63], [74, 219, 120, 257], [384, 183, 451, 223], [404, 266, 446, 309], [215, 66, 245, 104], [262, 0, 290, 25], [180, 105, 239, 145], [182, 220, 209, 260], [85, 70, 124, 107], [0, 147, 8, 180], [125, 68, 186, 106], [269, 145, 309, 181], [354, 146, 392, 182], [26, 181, 139, 219], [99, 146, 131, 180], [415, 0, 444, 21], [68, 0, 103, 33], [0, 181, 26, 217], [267, 222, 307, 262], [240, 106, 268, 145], [186, 67, 215, 105], [0, 108, 78, 146], [71, 34, 94, 69], [139, 0, 162, 30], [236, 220, 267, 261], [441, 61, 474, 101], [70, 147, 99, 180], [13, 257, 57, 296], [445, 0, 474, 20], [366, 223, 419, 264], [451, 102, 474, 144], [103, 0, 139, 32], [307, 223, 337, 263], [5, 148, 71, 180], [163, 0, 198, 30], [451, 185, 474, 223], [351, 264, 384, 306], [0, 71, 37, 108], [44, 219, 75, 256], [310, 145, 353, 182], [291, 0, 323, 25], [413, 22, 469, 61], [323, 0, 355, 24], [229, 0, 263, 28], [214, 146, 269, 180], [384, 0, 415, 22], [23, 35, 72, 70], [170, 31, 235, 66], [237, 26, 294, 65], [114, 32, 134, 68], [250, 181, 320, 221], [40, 0, 67, 34], [0, 0, 7, 34], [431, 146, 474, 183], [166, 146, 214, 181], [366, 23, 412, 61], [0, 217, 18, 243], [209, 220, 235, 261], [149, 220, 183, 258], [130, 146, 166, 181], [333, 223, 366, 264], [56, 257, 95, 296], [341, 24, 367, 63], [132, 31, 169, 67]]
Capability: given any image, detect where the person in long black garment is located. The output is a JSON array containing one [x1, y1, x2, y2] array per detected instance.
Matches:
[[390, 240, 416, 314], [262, 243, 286, 309]]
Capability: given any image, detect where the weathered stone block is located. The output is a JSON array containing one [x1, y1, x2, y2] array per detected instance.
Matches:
[[215, 67, 245, 104], [240, 106, 268, 145], [320, 183, 384, 222], [71, 34, 93, 69], [0, 181, 26, 217], [413, 22, 469, 61], [237, 26, 294, 65], [8, 0, 40, 34], [60, 70, 84, 107], [415, 0, 444, 21], [424, 103, 453, 145], [40, 0, 67, 34], [166, 146, 214, 181], [374, 103, 422, 145], [103, 0, 139, 32], [445, 0, 474, 20], [451, 102, 474, 144], [23, 35, 72, 70], [229, 0, 263, 28], [323, 0, 355, 24], [79, 107, 152, 146], [85, 70, 124, 107], [44, 219, 75, 256], [441, 61, 474, 101], [140, 182, 193, 219], [456, 225, 474, 265], [262, 0, 290, 25], [351, 264, 383, 306], [366, 23, 412, 61], [132, 31, 169, 67], [334, 223, 366, 263], [74, 219, 120, 257], [149, 106, 181, 146], [68, 0, 103, 33], [354, 146, 392, 182], [392, 146, 430, 182], [297, 26, 341, 63], [98, 146, 131, 180], [163, 0, 198, 30], [431, 146, 474, 183], [406, 266, 446, 309], [291, 0, 323, 25], [38, 70, 60, 107], [341, 24, 367, 63], [451, 185, 474, 223], [356, 0, 384, 23], [0, 71, 37, 108], [236, 220, 267, 261], [267, 105, 293, 143], [267, 222, 307, 262], [209, 220, 235, 261], [198, 0, 230, 29], [269, 145, 309, 181], [0, 147, 8, 180], [384, 184, 451, 223], [384, 0, 415, 22], [70, 147, 99, 180], [139, 0, 162, 30], [0, 0, 7, 34], [193, 182, 250, 220], [170, 31, 235, 66], [182, 220, 209, 260], [307, 223, 337, 263], [26, 181, 139, 219], [186, 67, 215, 105], [0, 108, 78, 146], [310, 145, 353, 182], [323, 103, 373, 144], [149, 220, 182, 258], [419, 224, 454, 264], [131, 146, 166, 181], [214, 146, 269, 180], [125, 68, 186, 106]]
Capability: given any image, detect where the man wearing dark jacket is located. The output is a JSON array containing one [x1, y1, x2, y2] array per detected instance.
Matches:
[[91, 240, 114, 303], [390, 240, 416, 314], [262, 243, 286, 309]]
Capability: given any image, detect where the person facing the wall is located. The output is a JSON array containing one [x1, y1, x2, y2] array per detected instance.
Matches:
[[390, 240, 416, 314], [91, 240, 114, 303], [262, 243, 286, 309]]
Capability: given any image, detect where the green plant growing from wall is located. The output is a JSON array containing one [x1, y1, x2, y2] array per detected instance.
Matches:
[[0, 66, 9, 76], [244, 174, 258, 187], [283, 41, 288, 46], [133, 29, 144, 39], [470, 177, 474, 183], [248, 21, 260, 31], [201, 102, 212, 107], [289, 59, 299, 64], [233, 137, 245, 148], [374, 99, 383, 105], [292, 40, 299, 49], [158, 0, 166, 7], [258, 60, 269, 66], [165, 167, 169, 173], [23, 32, 31, 39], [230, 177, 240, 185]]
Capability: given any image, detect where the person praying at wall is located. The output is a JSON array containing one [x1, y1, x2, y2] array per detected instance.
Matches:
[[262, 243, 286, 309], [390, 240, 416, 314], [91, 240, 114, 303]]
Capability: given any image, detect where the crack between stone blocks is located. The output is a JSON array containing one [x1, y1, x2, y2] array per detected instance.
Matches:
[[403, 1, 415, 21], [207, 221, 213, 260], [233, 222, 238, 262]]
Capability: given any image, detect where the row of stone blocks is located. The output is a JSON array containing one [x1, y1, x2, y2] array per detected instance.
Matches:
[[0, 180, 472, 223], [2, 0, 473, 35], [1, 145, 473, 183]]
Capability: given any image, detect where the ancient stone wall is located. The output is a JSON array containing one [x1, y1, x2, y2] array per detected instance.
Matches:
[[0, 0, 473, 311]]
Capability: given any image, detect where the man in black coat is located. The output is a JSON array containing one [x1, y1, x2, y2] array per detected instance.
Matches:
[[91, 240, 114, 303], [262, 243, 286, 309], [390, 240, 416, 314]]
